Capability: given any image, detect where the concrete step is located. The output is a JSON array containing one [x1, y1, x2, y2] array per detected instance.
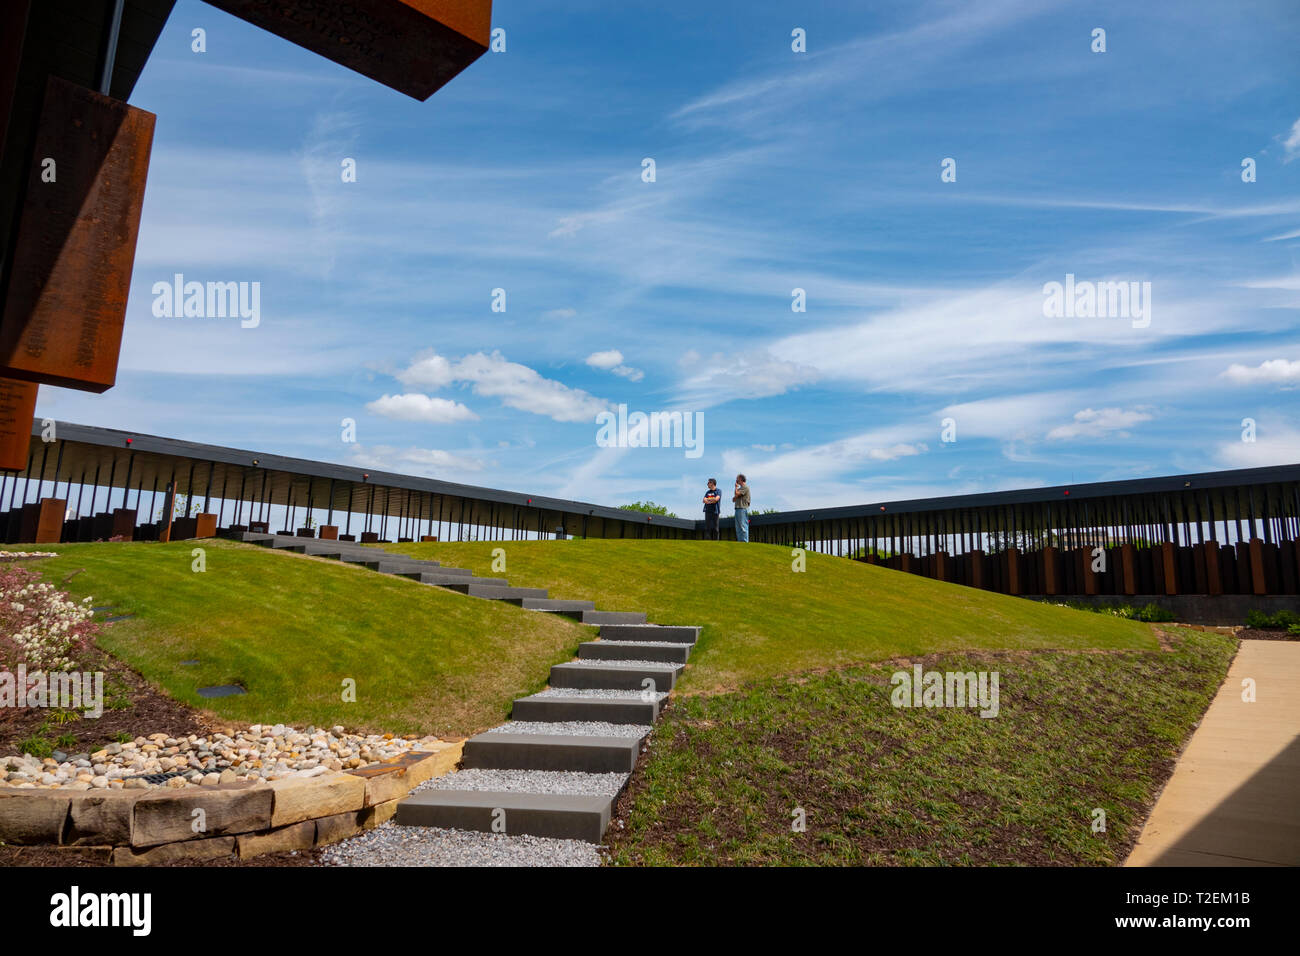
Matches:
[[550, 609, 647, 626], [340, 555, 437, 573], [403, 564, 470, 576], [395, 790, 613, 843], [578, 640, 690, 664], [596, 624, 700, 644], [506, 597, 596, 612], [441, 583, 549, 600], [511, 693, 661, 724], [549, 661, 684, 692], [461, 732, 639, 773], [241, 533, 275, 545], [400, 571, 510, 587]]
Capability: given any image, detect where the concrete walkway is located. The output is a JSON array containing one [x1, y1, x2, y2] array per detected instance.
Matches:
[[1126, 639, 1300, 866]]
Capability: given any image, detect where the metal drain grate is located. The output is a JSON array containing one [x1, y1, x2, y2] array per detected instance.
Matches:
[[120, 770, 189, 785]]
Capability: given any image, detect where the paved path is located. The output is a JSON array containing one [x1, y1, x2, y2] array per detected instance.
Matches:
[[1126, 639, 1300, 866]]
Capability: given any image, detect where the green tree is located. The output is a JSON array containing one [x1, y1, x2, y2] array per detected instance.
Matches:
[[618, 501, 678, 519]]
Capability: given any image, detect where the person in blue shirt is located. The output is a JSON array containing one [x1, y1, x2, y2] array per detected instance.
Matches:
[[702, 478, 721, 540]]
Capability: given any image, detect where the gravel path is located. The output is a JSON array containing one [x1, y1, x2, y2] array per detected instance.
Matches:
[[531, 687, 669, 700], [319, 822, 601, 867], [412, 768, 630, 797], [485, 720, 651, 738]]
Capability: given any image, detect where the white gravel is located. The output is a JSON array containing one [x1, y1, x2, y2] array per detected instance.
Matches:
[[319, 821, 601, 867], [530, 687, 669, 701], [486, 721, 651, 738], [592, 640, 690, 650], [566, 659, 680, 669], [412, 768, 630, 797]]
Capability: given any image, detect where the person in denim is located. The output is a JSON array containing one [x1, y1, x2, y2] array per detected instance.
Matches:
[[732, 474, 751, 543], [703, 479, 721, 540]]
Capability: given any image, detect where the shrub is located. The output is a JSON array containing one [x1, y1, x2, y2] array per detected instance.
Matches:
[[0, 564, 99, 673], [1134, 603, 1175, 623], [1244, 609, 1300, 630]]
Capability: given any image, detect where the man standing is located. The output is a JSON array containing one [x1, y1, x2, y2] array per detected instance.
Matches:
[[703, 478, 721, 540], [733, 474, 751, 543]]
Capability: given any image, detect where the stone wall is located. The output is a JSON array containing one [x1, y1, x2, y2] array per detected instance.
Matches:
[[0, 745, 461, 865]]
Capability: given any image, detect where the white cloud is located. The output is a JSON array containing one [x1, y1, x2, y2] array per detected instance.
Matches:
[[395, 352, 455, 389], [1217, 423, 1300, 468], [586, 350, 624, 370], [389, 350, 611, 423], [1282, 117, 1300, 163], [365, 393, 478, 423], [1220, 359, 1300, 386], [723, 425, 929, 488], [347, 444, 486, 476], [677, 350, 821, 406], [1046, 407, 1153, 440], [587, 350, 644, 382]]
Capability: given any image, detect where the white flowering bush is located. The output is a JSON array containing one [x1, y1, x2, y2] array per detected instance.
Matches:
[[0, 565, 99, 673]]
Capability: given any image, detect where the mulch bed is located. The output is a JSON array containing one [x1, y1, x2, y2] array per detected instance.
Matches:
[[0, 845, 324, 867], [1237, 628, 1300, 642], [0, 639, 212, 758]]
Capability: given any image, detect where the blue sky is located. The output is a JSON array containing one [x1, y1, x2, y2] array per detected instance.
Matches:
[[34, 0, 1300, 518]]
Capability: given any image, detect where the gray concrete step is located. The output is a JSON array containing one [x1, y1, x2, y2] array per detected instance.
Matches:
[[578, 640, 690, 664], [549, 661, 683, 692], [506, 597, 596, 612], [510, 693, 661, 724], [400, 571, 509, 587], [550, 609, 647, 626], [461, 732, 639, 773], [596, 623, 700, 644], [340, 555, 438, 573], [396, 789, 613, 843], [442, 583, 549, 600]]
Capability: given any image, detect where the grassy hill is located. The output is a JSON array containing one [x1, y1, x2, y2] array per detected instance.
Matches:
[[383, 539, 1158, 692], [11, 540, 586, 736]]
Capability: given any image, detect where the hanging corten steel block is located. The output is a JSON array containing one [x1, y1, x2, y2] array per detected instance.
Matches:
[[0, 77, 155, 392], [204, 0, 492, 101], [0, 377, 38, 470]]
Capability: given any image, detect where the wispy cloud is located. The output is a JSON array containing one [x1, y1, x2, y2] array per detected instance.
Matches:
[[1220, 359, 1300, 386]]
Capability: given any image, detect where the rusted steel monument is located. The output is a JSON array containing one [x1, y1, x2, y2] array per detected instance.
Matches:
[[0, 0, 491, 468]]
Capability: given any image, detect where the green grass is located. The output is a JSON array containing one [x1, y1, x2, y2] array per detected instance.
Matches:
[[383, 539, 1158, 691], [604, 628, 1236, 865], [12, 541, 588, 736]]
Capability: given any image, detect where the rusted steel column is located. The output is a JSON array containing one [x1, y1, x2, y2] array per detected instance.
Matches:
[[1249, 538, 1268, 595], [1159, 541, 1178, 595], [967, 549, 984, 589], [1041, 546, 1058, 595], [1119, 544, 1137, 595], [1080, 547, 1098, 595], [1202, 542, 1223, 595], [1004, 547, 1020, 594]]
